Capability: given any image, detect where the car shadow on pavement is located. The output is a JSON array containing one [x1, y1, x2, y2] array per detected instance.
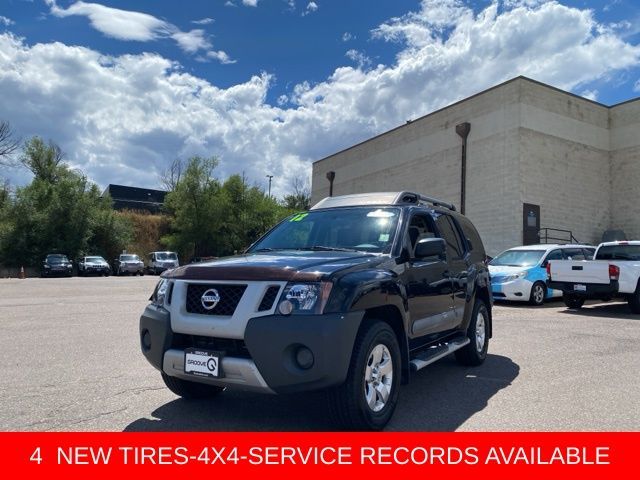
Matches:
[[123, 354, 519, 432], [559, 302, 638, 320]]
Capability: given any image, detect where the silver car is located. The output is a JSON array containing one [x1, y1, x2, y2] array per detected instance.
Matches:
[[114, 254, 145, 276]]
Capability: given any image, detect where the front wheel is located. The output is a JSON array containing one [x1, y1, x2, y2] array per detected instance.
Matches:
[[628, 284, 640, 314], [327, 320, 401, 431], [529, 282, 546, 306], [563, 293, 585, 309], [161, 373, 225, 399], [455, 299, 489, 366]]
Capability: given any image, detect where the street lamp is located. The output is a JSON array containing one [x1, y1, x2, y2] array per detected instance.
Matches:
[[266, 174, 274, 197]]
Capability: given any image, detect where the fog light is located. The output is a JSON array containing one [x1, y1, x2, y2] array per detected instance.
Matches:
[[278, 300, 294, 315], [141, 329, 151, 351], [295, 346, 314, 369]]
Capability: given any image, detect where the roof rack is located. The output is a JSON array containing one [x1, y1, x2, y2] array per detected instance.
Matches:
[[394, 192, 456, 211]]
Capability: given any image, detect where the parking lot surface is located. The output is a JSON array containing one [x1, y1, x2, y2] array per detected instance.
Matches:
[[0, 276, 638, 431]]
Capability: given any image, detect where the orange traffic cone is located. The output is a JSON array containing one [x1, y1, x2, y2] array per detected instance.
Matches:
[[19, 266, 25, 279]]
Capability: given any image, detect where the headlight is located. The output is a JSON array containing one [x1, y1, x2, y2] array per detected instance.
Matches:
[[151, 279, 170, 306], [44, 264, 50, 269], [277, 282, 332, 315], [503, 271, 527, 282]]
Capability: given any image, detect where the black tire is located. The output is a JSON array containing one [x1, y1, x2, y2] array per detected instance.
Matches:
[[161, 372, 225, 399], [628, 283, 640, 314], [529, 281, 546, 306], [327, 320, 401, 431], [563, 293, 585, 309], [455, 299, 489, 366]]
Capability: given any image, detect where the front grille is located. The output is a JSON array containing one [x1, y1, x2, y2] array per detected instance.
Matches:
[[258, 285, 280, 311], [172, 333, 252, 359], [185, 283, 247, 316]]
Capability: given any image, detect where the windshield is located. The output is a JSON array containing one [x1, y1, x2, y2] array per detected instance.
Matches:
[[46, 255, 69, 264], [86, 256, 105, 263], [596, 245, 640, 261], [490, 249, 545, 267], [156, 252, 177, 260], [120, 255, 139, 262], [248, 207, 401, 254]]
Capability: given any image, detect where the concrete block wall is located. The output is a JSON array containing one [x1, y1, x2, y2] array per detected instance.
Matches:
[[311, 76, 640, 255], [610, 99, 640, 240]]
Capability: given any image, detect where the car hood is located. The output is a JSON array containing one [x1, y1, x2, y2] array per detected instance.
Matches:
[[163, 251, 379, 282], [488, 265, 533, 275]]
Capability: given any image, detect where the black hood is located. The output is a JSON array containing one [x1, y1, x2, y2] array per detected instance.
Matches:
[[164, 250, 382, 282]]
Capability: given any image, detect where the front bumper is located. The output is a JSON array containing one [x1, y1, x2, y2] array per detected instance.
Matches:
[[491, 278, 533, 301], [120, 263, 143, 273], [139, 305, 364, 394]]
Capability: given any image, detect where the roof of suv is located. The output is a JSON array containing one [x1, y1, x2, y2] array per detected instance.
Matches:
[[311, 191, 456, 211]]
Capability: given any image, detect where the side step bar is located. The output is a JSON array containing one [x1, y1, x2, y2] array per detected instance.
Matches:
[[409, 336, 470, 372]]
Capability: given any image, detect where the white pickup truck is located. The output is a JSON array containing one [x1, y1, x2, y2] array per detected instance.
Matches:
[[547, 241, 640, 312]]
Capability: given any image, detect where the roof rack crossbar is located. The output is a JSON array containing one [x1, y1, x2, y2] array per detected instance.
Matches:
[[394, 192, 456, 211]]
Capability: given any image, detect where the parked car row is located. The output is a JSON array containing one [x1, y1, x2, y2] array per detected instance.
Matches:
[[40, 251, 181, 277]]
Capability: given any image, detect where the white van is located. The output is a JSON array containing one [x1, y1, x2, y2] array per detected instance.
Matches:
[[147, 251, 179, 275]]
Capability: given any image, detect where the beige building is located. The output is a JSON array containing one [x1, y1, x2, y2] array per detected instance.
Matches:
[[311, 76, 640, 256]]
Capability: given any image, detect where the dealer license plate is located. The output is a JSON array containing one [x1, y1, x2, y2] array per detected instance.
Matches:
[[574, 284, 587, 292], [184, 348, 223, 378]]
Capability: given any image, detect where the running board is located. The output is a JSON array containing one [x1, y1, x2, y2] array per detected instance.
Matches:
[[409, 336, 470, 372]]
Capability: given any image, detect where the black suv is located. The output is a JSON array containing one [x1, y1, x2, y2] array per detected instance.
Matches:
[[140, 192, 492, 430]]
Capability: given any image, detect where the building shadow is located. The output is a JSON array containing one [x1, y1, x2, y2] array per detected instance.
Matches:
[[123, 354, 519, 432]]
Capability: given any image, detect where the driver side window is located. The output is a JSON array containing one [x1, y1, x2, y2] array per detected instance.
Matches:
[[407, 214, 437, 257]]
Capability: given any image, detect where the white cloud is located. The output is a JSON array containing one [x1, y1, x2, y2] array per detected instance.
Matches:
[[201, 50, 237, 64], [224, 1, 236, 7], [345, 49, 371, 69], [2, 1, 640, 197], [45, 1, 222, 56], [242, 0, 259, 6], [0, 16, 14, 27], [302, 2, 318, 16], [634, 79, 640, 92], [192, 18, 215, 25], [342, 32, 354, 42], [580, 89, 599, 101]]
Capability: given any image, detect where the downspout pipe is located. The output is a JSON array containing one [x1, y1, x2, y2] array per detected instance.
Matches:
[[455, 122, 471, 215], [326, 171, 335, 197]]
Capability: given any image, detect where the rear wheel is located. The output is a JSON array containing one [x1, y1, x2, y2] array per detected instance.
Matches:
[[327, 320, 401, 431], [563, 293, 585, 309], [529, 282, 546, 306], [455, 299, 489, 366], [161, 373, 225, 399], [628, 283, 640, 314]]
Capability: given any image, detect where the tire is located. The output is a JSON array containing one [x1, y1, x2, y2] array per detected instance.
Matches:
[[455, 299, 489, 366], [327, 320, 401, 431], [628, 283, 640, 314], [529, 282, 546, 306], [161, 372, 225, 399], [563, 293, 585, 309]]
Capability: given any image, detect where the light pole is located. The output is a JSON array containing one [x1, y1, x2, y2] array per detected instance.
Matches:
[[266, 174, 274, 197]]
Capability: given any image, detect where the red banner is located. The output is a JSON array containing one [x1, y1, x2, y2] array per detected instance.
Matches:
[[0, 432, 636, 479]]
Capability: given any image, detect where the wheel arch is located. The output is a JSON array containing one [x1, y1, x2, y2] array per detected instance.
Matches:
[[360, 305, 410, 385]]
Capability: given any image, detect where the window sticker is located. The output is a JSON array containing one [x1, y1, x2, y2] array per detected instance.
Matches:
[[367, 209, 396, 218], [289, 213, 309, 222], [379, 233, 390, 242]]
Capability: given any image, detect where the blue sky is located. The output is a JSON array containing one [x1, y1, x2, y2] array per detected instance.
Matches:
[[1, 0, 640, 195]]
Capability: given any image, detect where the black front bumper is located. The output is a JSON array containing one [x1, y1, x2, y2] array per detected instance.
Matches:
[[547, 280, 618, 297], [139, 306, 364, 394]]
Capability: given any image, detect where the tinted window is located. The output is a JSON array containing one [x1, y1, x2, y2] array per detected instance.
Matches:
[[545, 249, 564, 262], [583, 248, 595, 260], [490, 249, 545, 267], [596, 245, 640, 260], [563, 248, 585, 260], [456, 215, 485, 254], [435, 214, 464, 259]]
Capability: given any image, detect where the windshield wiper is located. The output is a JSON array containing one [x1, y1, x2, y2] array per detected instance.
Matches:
[[296, 245, 359, 252]]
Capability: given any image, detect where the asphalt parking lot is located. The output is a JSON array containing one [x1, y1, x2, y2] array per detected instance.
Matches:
[[0, 276, 638, 431]]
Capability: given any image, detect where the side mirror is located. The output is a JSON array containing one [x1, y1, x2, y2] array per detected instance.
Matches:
[[415, 238, 446, 260]]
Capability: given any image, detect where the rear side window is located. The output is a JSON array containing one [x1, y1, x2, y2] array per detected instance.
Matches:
[[596, 245, 640, 260], [545, 249, 564, 262], [563, 248, 586, 260], [435, 214, 465, 259], [583, 248, 595, 260], [456, 216, 485, 254]]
